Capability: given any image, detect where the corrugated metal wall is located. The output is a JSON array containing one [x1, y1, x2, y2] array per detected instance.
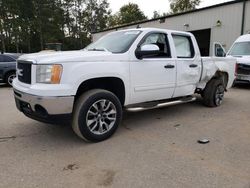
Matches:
[[92, 1, 250, 56], [244, 1, 250, 34]]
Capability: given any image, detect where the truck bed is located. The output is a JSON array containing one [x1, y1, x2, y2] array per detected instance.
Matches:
[[198, 57, 236, 89]]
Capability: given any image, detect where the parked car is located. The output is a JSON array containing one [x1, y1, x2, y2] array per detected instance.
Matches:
[[13, 28, 236, 142], [0, 53, 21, 86], [227, 34, 250, 83]]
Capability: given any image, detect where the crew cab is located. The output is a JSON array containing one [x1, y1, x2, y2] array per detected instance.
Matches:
[[0, 53, 20, 86], [13, 28, 236, 142], [227, 34, 250, 83]]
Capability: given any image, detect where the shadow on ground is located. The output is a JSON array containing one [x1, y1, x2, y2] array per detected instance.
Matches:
[[233, 82, 250, 90], [0, 83, 10, 88]]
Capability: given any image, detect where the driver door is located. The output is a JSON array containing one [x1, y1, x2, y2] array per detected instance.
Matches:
[[130, 32, 176, 104]]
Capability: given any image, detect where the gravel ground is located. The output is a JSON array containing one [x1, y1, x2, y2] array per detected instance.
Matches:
[[0, 83, 250, 188]]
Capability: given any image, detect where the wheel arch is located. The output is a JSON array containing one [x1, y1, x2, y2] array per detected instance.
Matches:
[[75, 77, 126, 106], [212, 71, 229, 89]]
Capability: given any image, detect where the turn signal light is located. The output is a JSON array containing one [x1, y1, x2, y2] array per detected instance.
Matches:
[[51, 65, 63, 84]]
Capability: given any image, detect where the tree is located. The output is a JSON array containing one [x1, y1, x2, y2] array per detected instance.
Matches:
[[83, 0, 111, 33], [152, 11, 168, 19], [153, 11, 161, 19], [0, 0, 112, 53], [110, 3, 147, 27], [169, 0, 201, 14], [32, 0, 65, 51]]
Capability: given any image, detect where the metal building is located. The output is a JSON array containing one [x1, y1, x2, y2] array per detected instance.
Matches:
[[92, 0, 250, 56]]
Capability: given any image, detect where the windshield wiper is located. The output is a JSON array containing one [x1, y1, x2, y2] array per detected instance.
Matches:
[[232, 55, 243, 58], [87, 48, 109, 52]]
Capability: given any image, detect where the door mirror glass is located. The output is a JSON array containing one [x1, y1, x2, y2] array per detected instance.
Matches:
[[135, 44, 160, 59], [214, 43, 226, 57]]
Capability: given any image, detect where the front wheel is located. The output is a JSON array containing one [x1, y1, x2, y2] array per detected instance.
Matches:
[[202, 78, 225, 107], [72, 89, 122, 142]]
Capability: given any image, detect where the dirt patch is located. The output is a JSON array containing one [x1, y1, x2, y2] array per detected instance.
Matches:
[[98, 169, 116, 187], [63, 163, 79, 171], [123, 124, 132, 131], [173, 124, 181, 128], [0, 136, 16, 142]]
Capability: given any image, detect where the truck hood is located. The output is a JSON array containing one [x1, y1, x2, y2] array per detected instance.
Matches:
[[18, 50, 126, 64], [236, 56, 250, 65], [228, 55, 250, 65]]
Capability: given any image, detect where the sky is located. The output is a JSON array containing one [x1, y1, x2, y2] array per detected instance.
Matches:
[[107, 0, 234, 18]]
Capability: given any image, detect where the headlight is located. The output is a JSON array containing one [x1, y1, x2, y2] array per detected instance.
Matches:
[[36, 64, 63, 84]]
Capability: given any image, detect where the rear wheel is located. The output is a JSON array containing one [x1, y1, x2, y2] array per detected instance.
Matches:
[[5, 72, 16, 86], [72, 89, 122, 142], [202, 78, 225, 107]]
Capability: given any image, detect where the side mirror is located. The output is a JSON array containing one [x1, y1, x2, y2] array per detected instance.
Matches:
[[135, 44, 160, 59], [213, 42, 226, 57]]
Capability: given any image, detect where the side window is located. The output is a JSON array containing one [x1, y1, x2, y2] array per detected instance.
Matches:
[[172, 35, 194, 58], [3, 55, 15, 62], [140, 33, 171, 58]]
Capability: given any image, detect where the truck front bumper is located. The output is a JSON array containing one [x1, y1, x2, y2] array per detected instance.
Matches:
[[235, 74, 250, 83], [14, 89, 74, 124]]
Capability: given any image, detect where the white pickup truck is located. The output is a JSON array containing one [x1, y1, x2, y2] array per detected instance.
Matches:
[[13, 28, 236, 142], [227, 34, 250, 83]]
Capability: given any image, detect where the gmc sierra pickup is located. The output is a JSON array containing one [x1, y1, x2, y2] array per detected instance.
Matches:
[[13, 28, 236, 142]]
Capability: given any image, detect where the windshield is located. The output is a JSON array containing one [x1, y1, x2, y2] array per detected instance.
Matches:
[[85, 30, 142, 53], [228, 42, 250, 56]]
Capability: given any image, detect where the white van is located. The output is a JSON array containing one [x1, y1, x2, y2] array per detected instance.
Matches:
[[227, 34, 250, 83]]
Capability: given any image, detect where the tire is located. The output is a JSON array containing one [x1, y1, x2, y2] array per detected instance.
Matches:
[[72, 89, 122, 142], [202, 78, 225, 107], [5, 72, 16, 86]]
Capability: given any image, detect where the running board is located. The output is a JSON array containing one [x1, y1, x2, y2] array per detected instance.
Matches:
[[126, 96, 196, 112]]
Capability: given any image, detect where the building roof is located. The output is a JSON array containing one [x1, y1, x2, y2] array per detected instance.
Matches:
[[92, 0, 248, 34]]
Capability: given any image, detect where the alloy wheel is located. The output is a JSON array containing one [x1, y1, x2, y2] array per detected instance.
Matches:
[[86, 99, 117, 135]]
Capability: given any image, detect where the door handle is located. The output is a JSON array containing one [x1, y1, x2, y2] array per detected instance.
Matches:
[[189, 64, 198, 68], [164, 64, 175, 69]]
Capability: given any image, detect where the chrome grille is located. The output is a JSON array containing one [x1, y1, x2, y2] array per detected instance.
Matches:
[[237, 63, 250, 75]]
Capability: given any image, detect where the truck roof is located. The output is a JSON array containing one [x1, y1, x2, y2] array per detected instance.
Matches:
[[117, 27, 192, 36], [235, 34, 250, 43]]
